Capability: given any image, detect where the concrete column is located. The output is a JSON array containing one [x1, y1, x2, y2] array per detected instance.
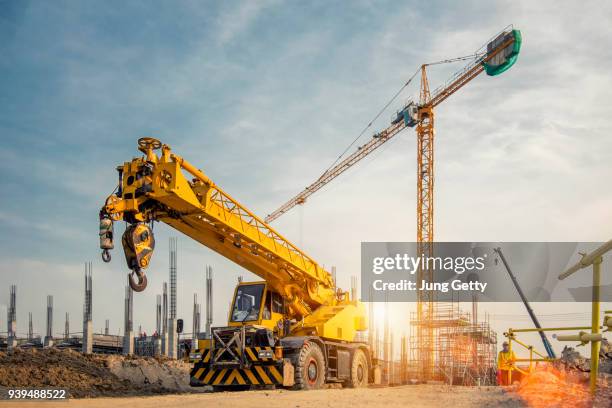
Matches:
[[167, 319, 177, 359], [161, 332, 168, 356], [153, 337, 162, 356], [7, 328, 17, 351], [123, 331, 134, 355], [43, 337, 54, 348], [82, 320, 93, 354]]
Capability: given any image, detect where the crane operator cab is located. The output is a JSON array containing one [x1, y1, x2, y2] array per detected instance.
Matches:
[[190, 281, 295, 390], [230, 283, 285, 328], [190, 281, 370, 390]]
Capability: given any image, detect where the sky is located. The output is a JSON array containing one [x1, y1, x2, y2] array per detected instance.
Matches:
[[0, 1, 611, 355]]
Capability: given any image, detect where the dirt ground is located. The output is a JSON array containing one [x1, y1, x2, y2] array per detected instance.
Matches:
[[0, 348, 192, 398], [3, 385, 524, 408], [1, 349, 610, 407]]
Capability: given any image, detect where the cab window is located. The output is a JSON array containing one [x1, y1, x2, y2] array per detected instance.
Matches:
[[271, 292, 283, 313], [231, 284, 264, 322], [262, 291, 282, 320]]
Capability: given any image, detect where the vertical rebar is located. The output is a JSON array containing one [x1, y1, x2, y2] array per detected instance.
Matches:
[[124, 285, 133, 333], [169, 237, 177, 319], [28, 312, 33, 341], [156, 295, 162, 335], [384, 299, 390, 384], [368, 286, 374, 356], [82, 262, 93, 354], [351, 275, 358, 302], [331, 266, 336, 290], [83, 263, 92, 323], [8, 285, 16, 337], [162, 282, 168, 334], [192, 293, 199, 345], [205, 265, 213, 337]]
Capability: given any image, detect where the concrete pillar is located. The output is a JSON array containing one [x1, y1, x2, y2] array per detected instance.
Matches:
[[160, 332, 168, 356], [153, 337, 162, 356], [123, 331, 134, 355], [7, 331, 17, 351], [167, 319, 177, 359], [82, 320, 93, 354], [43, 337, 54, 348]]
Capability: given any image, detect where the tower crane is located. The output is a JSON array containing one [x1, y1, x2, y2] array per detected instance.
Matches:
[[264, 26, 522, 380]]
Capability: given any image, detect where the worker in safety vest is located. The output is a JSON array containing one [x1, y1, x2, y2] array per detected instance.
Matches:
[[497, 341, 516, 385]]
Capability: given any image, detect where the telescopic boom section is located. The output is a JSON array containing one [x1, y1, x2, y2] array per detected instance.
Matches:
[[265, 26, 521, 223], [100, 138, 337, 318]]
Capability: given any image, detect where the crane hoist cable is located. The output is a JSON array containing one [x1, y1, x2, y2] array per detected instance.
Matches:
[[317, 67, 421, 181]]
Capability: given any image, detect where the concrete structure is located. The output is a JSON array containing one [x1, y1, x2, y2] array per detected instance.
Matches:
[[44, 295, 54, 348], [153, 336, 162, 356], [82, 263, 93, 354], [123, 331, 134, 355], [167, 237, 178, 359], [28, 312, 33, 341], [64, 312, 69, 340], [123, 285, 134, 355], [83, 320, 93, 354], [7, 285, 17, 351], [161, 282, 169, 355], [156, 294, 162, 335], [205, 265, 213, 338], [192, 293, 200, 348], [167, 319, 177, 359]]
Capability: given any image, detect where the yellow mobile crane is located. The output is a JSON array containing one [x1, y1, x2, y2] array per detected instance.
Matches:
[[98, 137, 368, 390]]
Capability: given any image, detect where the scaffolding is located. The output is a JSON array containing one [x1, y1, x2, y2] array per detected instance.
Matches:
[[409, 301, 497, 385]]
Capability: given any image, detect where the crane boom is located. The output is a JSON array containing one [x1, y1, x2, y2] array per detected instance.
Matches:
[[100, 138, 339, 318], [265, 26, 521, 223]]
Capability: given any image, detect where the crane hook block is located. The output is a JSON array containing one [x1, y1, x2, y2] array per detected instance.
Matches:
[[122, 223, 155, 292]]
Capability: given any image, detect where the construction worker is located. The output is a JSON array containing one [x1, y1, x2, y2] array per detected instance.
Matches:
[[497, 341, 516, 385]]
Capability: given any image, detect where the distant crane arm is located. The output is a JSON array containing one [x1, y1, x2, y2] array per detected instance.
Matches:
[[265, 26, 521, 223]]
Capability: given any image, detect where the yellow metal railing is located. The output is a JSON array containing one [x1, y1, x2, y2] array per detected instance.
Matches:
[[557, 240, 612, 394]]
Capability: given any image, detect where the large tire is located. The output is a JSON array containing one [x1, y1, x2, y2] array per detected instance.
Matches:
[[347, 349, 368, 388], [294, 342, 325, 390]]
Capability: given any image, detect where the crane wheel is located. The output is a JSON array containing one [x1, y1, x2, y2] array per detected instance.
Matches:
[[128, 271, 148, 292], [293, 342, 325, 390], [347, 349, 368, 388]]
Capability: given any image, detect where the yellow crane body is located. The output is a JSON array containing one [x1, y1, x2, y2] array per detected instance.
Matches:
[[99, 138, 368, 390]]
